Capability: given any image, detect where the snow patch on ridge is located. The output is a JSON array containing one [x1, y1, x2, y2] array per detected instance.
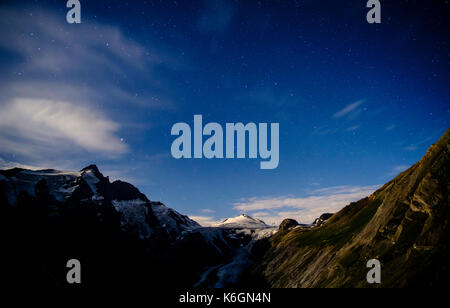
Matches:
[[212, 214, 270, 229], [112, 199, 152, 239], [81, 169, 99, 195], [0, 169, 80, 204], [151, 201, 201, 233]]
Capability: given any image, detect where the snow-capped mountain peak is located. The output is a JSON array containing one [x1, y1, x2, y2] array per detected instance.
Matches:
[[213, 213, 270, 229]]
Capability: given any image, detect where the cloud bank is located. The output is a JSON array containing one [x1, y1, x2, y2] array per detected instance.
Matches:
[[233, 185, 379, 225], [188, 215, 219, 227], [0, 98, 127, 157]]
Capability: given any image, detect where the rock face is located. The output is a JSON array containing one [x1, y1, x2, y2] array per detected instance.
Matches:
[[279, 219, 299, 231], [250, 129, 450, 288], [150, 201, 201, 236]]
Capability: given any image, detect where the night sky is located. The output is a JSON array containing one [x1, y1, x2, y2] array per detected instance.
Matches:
[[0, 0, 448, 225]]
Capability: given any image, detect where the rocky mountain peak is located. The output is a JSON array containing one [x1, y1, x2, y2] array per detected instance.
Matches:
[[80, 164, 104, 179]]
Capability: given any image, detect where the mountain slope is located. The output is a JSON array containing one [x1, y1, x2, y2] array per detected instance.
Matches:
[[251, 129, 450, 288], [151, 201, 200, 235]]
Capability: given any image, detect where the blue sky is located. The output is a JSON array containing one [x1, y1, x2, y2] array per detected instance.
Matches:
[[0, 0, 448, 225]]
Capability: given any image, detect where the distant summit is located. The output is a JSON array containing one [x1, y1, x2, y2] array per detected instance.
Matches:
[[213, 213, 270, 229]]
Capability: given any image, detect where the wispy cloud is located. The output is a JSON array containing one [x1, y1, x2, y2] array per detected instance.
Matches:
[[201, 209, 215, 213], [0, 158, 43, 170], [0, 98, 127, 156], [0, 6, 182, 168], [332, 101, 363, 119], [402, 135, 437, 153], [233, 184, 379, 225], [188, 215, 219, 227], [312, 100, 365, 136], [385, 124, 396, 131], [0, 7, 177, 109], [386, 165, 410, 177], [311, 125, 339, 136], [346, 124, 360, 131], [403, 145, 417, 151]]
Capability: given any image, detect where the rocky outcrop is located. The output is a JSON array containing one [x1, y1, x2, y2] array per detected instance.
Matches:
[[312, 213, 333, 227], [279, 219, 299, 231]]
